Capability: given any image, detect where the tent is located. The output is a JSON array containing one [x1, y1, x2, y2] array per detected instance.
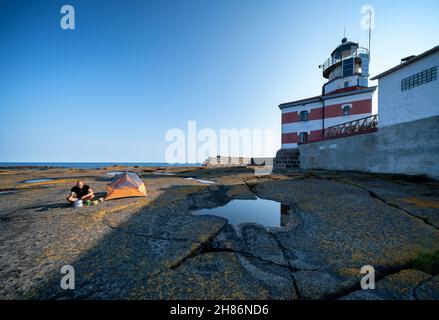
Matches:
[[104, 172, 147, 201]]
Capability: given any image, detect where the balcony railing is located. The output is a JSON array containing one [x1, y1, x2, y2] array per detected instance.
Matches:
[[324, 115, 378, 140], [322, 47, 369, 75]]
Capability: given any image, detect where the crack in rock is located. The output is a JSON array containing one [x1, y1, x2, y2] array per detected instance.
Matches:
[[310, 173, 439, 231], [103, 222, 204, 244], [270, 232, 302, 299], [199, 247, 293, 270], [367, 190, 439, 231]]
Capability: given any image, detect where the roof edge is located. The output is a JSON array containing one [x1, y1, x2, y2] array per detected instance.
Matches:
[[278, 86, 377, 110], [371, 45, 439, 80], [279, 95, 321, 109], [323, 86, 377, 99]]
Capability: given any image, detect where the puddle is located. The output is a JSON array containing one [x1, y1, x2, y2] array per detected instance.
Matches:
[[23, 178, 55, 183], [185, 177, 215, 184], [154, 172, 176, 176], [105, 171, 126, 177], [0, 190, 17, 195], [192, 197, 291, 227]]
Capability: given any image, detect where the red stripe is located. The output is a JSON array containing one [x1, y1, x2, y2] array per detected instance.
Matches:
[[325, 99, 372, 118], [282, 130, 323, 144], [327, 86, 365, 95], [282, 99, 372, 124], [282, 133, 298, 144], [309, 108, 324, 121], [308, 130, 324, 142], [282, 112, 299, 123]]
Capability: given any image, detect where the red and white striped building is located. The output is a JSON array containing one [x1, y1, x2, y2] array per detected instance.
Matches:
[[279, 38, 377, 149]]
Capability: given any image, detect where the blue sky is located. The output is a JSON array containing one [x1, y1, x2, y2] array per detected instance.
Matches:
[[1, 0, 438, 162]]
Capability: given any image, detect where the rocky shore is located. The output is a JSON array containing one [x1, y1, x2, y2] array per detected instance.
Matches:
[[0, 166, 438, 299]]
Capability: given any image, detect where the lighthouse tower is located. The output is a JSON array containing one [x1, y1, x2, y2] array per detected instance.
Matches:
[[274, 37, 377, 170], [321, 38, 371, 95]]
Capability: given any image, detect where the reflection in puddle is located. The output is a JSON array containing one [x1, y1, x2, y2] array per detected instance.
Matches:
[[185, 177, 215, 184], [280, 204, 291, 227], [23, 178, 55, 183], [192, 197, 290, 227]]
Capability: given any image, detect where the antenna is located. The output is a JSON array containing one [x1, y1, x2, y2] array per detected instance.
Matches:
[[343, 25, 346, 39], [368, 9, 372, 56]]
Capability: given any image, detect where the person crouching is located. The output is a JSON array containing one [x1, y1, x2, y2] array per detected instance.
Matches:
[[66, 181, 94, 203]]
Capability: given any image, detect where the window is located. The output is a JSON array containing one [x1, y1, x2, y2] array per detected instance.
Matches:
[[299, 110, 309, 122], [343, 105, 350, 116], [401, 66, 437, 91], [299, 132, 308, 144], [342, 58, 354, 77]]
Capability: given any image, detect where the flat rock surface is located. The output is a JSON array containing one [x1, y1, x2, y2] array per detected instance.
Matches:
[[0, 166, 438, 299]]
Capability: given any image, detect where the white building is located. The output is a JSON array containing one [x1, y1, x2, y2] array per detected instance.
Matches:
[[371, 46, 439, 127]]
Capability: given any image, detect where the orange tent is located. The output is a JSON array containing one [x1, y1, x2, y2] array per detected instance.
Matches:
[[104, 172, 147, 201]]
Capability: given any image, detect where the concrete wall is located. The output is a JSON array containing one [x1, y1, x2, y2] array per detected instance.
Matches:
[[299, 116, 439, 179], [378, 51, 439, 127], [203, 156, 273, 167]]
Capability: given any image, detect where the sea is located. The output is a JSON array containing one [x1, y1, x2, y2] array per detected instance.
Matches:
[[0, 162, 202, 169]]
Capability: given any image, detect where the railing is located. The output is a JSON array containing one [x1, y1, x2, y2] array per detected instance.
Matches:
[[322, 47, 369, 74], [324, 115, 378, 140]]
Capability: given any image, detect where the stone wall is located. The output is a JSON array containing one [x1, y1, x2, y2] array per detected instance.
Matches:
[[299, 116, 439, 179], [203, 156, 273, 167], [273, 149, 300, 171]]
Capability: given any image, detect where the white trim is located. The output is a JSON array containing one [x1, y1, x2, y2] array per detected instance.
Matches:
[[282, 91, 374, 114], [281, 101, 323, 114], [325, 113, 371, 127], [282, 120, 321, 133]]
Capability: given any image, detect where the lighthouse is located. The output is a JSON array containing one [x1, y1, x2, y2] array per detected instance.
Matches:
[[274, 38, 377, 170], [321, 38, 371, 94]]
